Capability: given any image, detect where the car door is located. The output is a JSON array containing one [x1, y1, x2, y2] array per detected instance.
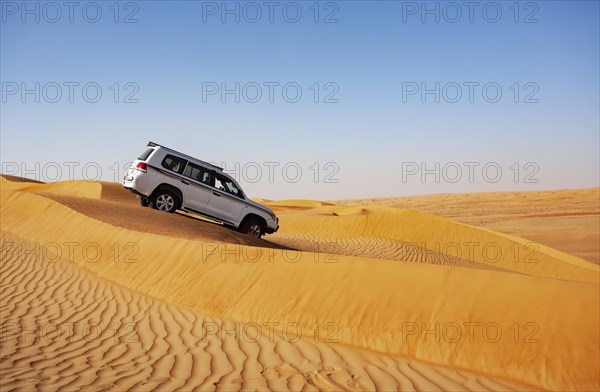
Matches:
[[180, 162, 213, 212], [204, 172, 245, 224]]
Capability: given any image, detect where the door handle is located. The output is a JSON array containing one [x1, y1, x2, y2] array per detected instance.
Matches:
[[181, 180, 190, 185], [212, 192, 221, 197]]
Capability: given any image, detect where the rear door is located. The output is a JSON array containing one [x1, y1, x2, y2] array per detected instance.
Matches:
[[179, 162, 214, 212]]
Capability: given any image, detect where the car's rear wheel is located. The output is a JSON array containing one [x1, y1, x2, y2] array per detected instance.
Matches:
[[150, 190, 179, 213], [240, 217, 265, 238]]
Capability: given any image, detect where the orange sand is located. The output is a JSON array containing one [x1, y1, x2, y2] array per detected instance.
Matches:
[[1, 176, 598, 391]]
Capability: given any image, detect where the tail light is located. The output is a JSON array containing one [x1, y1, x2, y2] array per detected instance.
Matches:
[[136, 162, 147, 173]]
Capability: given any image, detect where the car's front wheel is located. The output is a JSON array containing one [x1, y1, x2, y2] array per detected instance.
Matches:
[[139, 196, 149, 207], [150, 190, 179, 213], [240, 217, 265, 238]]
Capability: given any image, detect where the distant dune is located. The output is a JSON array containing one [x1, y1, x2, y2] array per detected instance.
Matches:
[[1, 175, 598, 391], [329, 189, 600, 264]]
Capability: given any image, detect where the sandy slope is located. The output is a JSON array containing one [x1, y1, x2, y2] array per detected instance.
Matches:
[[0, 231, 532, 391], [1, 176, 598, 391]]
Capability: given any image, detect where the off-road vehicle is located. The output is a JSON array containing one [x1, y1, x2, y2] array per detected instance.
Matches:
[[123, 142, 279, 238]]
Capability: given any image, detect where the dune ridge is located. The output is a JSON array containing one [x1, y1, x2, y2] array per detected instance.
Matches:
[[1, 179, 599, 390], [0, 176, 102, 198]]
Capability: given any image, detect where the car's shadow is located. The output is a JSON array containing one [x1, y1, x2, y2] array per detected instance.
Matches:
[[174, 211, 294, 251]]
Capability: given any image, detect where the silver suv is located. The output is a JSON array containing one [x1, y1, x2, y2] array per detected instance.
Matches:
[[123, 142, 279, 238]]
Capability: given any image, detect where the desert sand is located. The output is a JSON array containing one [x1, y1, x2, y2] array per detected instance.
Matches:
[[1, 175, 598, 391]]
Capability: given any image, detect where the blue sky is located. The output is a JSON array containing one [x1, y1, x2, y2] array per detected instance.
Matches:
[[1, 0, 598, 199]]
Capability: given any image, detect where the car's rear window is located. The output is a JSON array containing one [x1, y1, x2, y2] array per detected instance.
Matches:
[[138, 148, 154, 161]]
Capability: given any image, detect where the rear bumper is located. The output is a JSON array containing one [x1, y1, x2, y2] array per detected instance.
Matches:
[[122, 174, 155, 197]]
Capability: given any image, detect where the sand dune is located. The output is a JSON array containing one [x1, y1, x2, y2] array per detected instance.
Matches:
[[329, 189, 600, 264], [0, 231, 534, 391], [1, 176, 598, 391], [265, 204, 597, 283]]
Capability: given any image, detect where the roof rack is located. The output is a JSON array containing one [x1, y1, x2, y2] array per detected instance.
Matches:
[[147, 141, 224, 171]]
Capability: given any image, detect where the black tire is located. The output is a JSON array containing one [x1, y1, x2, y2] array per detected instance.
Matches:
[[239, 216, 265, 238], [139, 196, 149, 207], [149, 190, 179, 213]]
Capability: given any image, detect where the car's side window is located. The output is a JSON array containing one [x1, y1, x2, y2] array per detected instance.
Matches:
[[214, 175, 242, 198], [161, 154, 187, 174], [183, 162, 213, 186]]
